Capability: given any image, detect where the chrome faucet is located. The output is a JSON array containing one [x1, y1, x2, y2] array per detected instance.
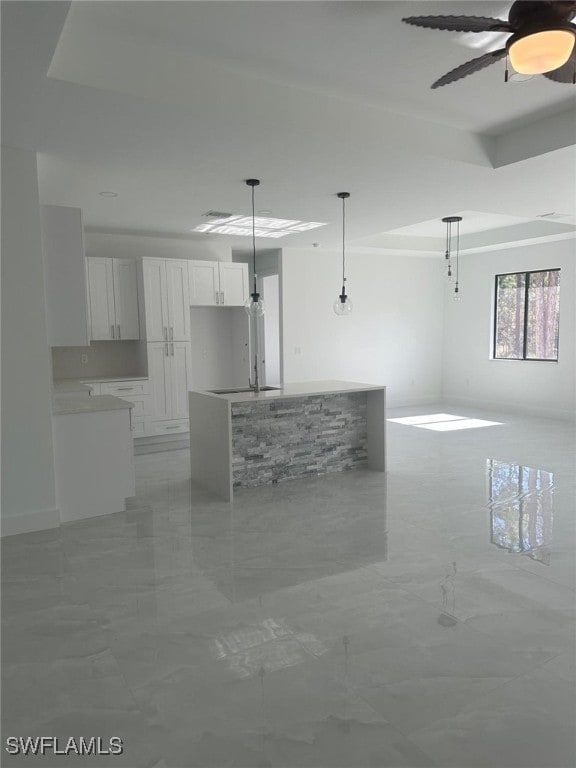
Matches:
[[248, 353, 260, 394]]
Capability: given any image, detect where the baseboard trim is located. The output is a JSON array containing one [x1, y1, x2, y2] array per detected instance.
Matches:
[[1, 507, 61, 537], [386, 395, 439, 409], [444, 395, 575, 422]]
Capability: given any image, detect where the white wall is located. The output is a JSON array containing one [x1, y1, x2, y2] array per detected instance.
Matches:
[[1, 146, 59, 534], [281, 248, 444, 407], [442, 239, 575, 420], [85, 232, 232, 261]]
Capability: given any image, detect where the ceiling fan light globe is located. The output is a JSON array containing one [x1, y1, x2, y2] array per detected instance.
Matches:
[[508, 29, 575, 74]]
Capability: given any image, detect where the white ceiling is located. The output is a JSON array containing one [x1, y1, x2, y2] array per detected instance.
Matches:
[[2, 0, 575, 255]]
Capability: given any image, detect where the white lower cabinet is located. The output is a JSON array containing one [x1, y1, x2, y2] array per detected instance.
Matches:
[[147, 341, 192, 434], [130, 418, 148, 437], [149, 419, 189, 436], [79, 348, 192, 439], [81, 379, 152, 437]]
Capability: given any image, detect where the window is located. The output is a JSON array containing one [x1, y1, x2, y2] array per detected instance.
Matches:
[[493, 269, 560, 361]]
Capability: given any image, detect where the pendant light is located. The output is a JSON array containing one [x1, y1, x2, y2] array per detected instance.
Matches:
[[442, 215, 462, 301], [443, 216, 452, 280], [333, 192, 352, 316], [244, 179, 265, 317]]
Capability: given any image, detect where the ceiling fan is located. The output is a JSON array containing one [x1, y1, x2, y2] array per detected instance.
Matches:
[[403, 1, 576, 87]]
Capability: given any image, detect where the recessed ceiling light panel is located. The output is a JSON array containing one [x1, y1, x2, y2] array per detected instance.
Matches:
[[191, 215, 326, 238]]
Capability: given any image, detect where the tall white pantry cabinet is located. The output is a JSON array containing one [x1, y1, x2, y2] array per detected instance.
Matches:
[[139, 259, 193, 436]]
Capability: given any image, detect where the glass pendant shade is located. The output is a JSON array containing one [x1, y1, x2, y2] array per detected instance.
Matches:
[[333, 293, 353, 315], [509, 30, 575, 74], [245, 293, 265, 317]]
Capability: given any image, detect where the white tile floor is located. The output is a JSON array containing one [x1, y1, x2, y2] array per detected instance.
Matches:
[[2, 404, 575, 767]]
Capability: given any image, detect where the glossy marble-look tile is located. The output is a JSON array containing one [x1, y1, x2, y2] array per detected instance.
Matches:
[[409, 655, 576, 767], [2, 404, 575, 767]]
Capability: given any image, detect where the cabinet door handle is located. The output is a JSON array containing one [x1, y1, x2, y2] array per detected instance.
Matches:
[[164, 343, 169, 356], [116, 387, 134, 392], [215, 291, 219, 305], [219, 291, 223, 305], [163, 327, 168, 340], [165, 425, 180, 430], [169, 326, 174, 340], [111, 324, 115, 339], [170, 343, 174, 356], [117, 324, 121, 339]]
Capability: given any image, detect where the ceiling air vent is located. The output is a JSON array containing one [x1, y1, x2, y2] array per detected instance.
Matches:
[[203, 210, 235, 219]]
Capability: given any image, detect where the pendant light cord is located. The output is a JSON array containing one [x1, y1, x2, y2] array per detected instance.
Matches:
[[251, 183, 257, 295], [341, 194, 346, 287], [455, 218, 460, 287]]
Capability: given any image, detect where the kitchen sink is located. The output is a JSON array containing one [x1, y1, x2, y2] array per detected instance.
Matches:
[[209, 386, 280, 394]]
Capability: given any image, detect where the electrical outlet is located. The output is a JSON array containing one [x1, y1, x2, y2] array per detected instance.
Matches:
[[81, 354, 88, 365]]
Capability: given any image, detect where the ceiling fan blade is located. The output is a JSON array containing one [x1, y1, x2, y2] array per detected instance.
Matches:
[[403, 15, 511, 33], [431, 48, 507, 89], [542, 49, 576, 83]]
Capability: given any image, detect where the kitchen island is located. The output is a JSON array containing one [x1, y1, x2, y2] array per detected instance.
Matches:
[[189, 381, 385, 501]]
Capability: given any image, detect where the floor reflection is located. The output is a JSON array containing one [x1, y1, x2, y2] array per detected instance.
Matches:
[[487, 459, 554, 564], [193, 474, 389, 603]]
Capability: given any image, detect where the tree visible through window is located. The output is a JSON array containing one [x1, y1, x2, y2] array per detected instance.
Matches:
[[494, 269, 560, 361]]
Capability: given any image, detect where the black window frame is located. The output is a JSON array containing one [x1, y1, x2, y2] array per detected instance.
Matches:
[[493, 268, 560, 362]]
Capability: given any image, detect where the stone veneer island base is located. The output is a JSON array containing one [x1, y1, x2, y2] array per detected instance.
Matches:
[[189, 381, 386, 501]]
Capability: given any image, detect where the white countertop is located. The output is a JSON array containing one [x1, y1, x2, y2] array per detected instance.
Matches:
[[53, 380, 94, 395], [55, 376, 148, 384], [52, 395, 134, 416], [193, 380, 385, 404]]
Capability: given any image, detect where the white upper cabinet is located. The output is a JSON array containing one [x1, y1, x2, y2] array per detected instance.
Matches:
[[87, 258, 115, 340], [87, 257, 140, 340], [141, 259, 168, 341], [41, 205, 90, 347], [112, 259, 140, 339], [188, 260, 249, 307], [219, 262, 249, 306], [141, 259, 190, 341], [165, 260, 191, 340], [189, 261, 220, 306]]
